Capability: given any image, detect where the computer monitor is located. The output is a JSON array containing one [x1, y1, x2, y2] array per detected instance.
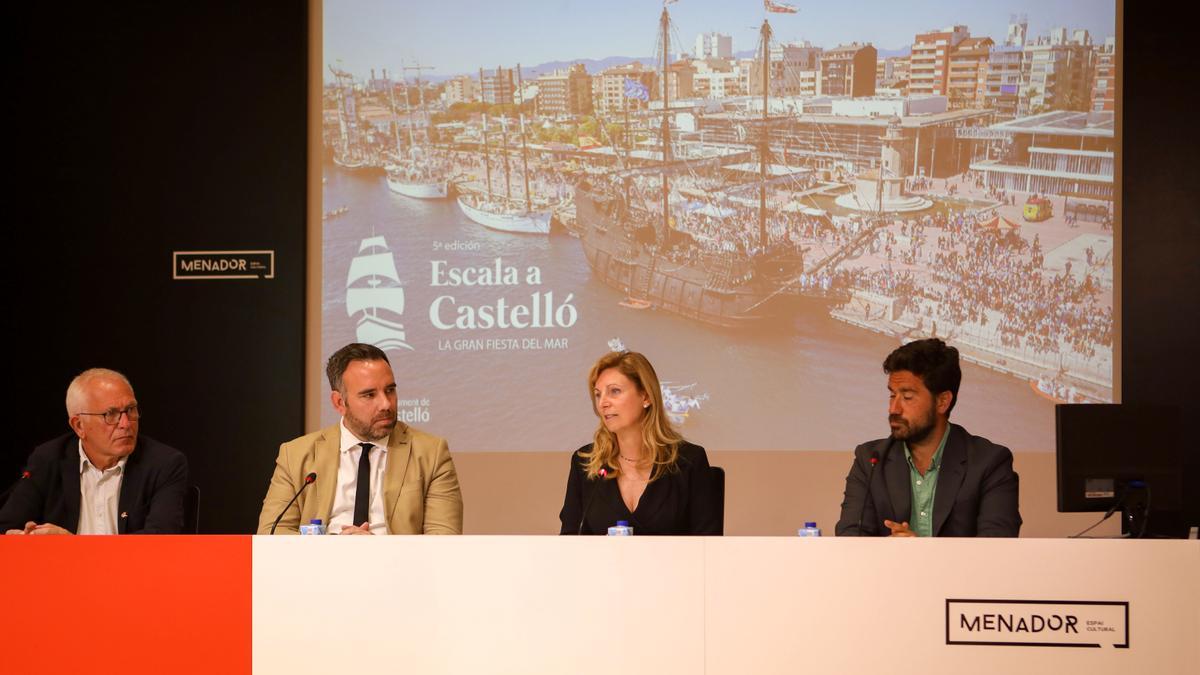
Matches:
[[1056, 404, 1183, 535]]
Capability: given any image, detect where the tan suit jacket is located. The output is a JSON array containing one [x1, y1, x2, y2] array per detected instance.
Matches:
[[256, 422, 463, 534]]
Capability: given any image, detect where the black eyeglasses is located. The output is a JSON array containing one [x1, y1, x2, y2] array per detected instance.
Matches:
[[78, 405, 140, 425]]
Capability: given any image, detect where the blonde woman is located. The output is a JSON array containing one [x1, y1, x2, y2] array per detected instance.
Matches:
[[558, 350, 720, 535]]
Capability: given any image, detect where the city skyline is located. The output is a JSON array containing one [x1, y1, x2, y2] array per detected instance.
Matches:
[[325, 0, 1116, 81]]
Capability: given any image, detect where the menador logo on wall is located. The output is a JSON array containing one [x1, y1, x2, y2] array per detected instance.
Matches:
[[946, 599, 1129, 648], [173, 250, 275, 280]]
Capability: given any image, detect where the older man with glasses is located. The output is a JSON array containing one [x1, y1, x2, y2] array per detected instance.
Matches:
[[1, 368, 188, 535]]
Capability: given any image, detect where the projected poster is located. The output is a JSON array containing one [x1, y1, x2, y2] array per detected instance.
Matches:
[[319, 0, 1117, 452]]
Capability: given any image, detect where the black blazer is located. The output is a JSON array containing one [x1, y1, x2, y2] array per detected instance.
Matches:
[[558, 441, 720, 535], [835, 423, 1021, 537], [0, 432, 188, 534]]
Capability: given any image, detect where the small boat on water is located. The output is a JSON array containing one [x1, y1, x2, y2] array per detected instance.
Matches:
[[1030, 372, 1089, 403], [323, 205, 350, 220], [618, 297, 653, 310]]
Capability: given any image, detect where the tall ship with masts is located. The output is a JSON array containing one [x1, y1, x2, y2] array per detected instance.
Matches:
[[328, 64, 379, 171], [573, 6, 820, 327], [385, 64, 450, 199], [458, 65, 554, 234]]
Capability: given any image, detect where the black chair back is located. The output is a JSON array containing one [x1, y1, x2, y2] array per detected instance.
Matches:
[[182, 485, 200, 534], [710, 466, 725, 535]]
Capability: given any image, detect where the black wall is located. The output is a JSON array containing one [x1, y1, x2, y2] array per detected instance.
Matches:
[[10, 2, 307, 533], [1121, 3, 1200, 524], [7, 2, 1198, 531]]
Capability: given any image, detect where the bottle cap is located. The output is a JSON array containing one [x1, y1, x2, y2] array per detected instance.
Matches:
[[616, 520, 629, 527], [804, 522, 817, 528], [310, 519, 323, 525]]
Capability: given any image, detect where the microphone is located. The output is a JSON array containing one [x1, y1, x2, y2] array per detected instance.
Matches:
[[855, 451, 880, 535], [577, 467, 608, 535], [270, 472, 317, 534], [0, 470, 31, 506]]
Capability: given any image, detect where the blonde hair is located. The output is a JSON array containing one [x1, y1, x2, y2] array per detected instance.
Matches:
[[579, 351, 682, 482]]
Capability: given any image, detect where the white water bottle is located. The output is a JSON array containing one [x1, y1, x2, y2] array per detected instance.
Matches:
[[607, 520, 634, 536], [797, 521, 822, 537], [299, 519, 327, 535]]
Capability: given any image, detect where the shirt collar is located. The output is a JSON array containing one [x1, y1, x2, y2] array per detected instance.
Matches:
[[339, 419, 389, 455], [78, 440, 128, 475], [903, 425, 951, 471]]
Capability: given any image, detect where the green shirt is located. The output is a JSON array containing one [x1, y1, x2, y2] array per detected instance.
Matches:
[[903, 426, 950, 537]]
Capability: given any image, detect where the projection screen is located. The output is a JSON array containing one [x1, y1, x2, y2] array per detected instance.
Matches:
[[314, 0, 1119, 454]]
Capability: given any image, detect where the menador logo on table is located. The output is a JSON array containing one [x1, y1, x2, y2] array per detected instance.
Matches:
[[946, 599, 1129, 648]]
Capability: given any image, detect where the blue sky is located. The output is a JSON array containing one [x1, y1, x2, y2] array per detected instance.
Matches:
[[323, 0, 1116, 80]]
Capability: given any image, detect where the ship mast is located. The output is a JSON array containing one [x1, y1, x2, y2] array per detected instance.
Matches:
[[413, 64, 434, 148], [759, 19, 772, 252], [400, 74, 417, 151], [499, 65, 512, 201], [387, 79, 404, 158], [329, 65, 352, 160], [660, 7, 671, 236], [479, 68, 493, 199], [516, 63, 533, 211]]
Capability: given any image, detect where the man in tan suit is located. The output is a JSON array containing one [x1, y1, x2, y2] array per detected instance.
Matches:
[[257, 343, 462, 534]]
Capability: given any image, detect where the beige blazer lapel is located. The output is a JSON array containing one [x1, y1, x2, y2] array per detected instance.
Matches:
[[307, 424, 342, 524], [383, 423, 413, 534]]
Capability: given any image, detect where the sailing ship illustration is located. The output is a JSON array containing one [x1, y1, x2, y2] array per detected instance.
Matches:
[[346, 236, 413, 351], [385, 64, 450, 199]]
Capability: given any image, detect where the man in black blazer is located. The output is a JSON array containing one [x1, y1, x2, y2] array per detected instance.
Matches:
[[836, 339, 1021, 537], [1, 369, 187, 535]]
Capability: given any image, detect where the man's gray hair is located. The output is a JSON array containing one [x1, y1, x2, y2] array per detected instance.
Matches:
[[65, 368, 134, 418]]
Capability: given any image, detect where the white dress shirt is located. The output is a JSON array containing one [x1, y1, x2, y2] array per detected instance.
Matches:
[[77, 441, 127, 535], [327, 420, 389, 534]]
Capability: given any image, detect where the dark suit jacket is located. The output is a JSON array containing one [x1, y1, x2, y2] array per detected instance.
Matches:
[[835, 423, 1021, 537], [558, 441, 720, 535], [0, 432, 188, 534]]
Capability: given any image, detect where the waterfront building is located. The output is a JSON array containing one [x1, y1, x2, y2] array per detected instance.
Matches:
[[481, 67, 515, 105], [947, 36, 993, 109], [1020, 28, 1094, 115], [877, 56, 910, 91], [969, 110, 1114, 200], [820, 43, 877, 98], [985, 45, 1024, 119], [691, 58, 749, 99], [697, 97, 992, 178], [910, 25, 970, 96], [537, 64, 593, 117], [795, 69, 820, 98], [444, 75, 476, 105], [766, 41, 821, 97], [664, 61, 695, 101], [592, 62, 656, 115], [1091, 37, 1116, 113], [695, 32, 732, 60]]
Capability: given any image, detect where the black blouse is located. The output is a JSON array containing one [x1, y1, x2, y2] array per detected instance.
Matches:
[[558, 442, 721, 535]]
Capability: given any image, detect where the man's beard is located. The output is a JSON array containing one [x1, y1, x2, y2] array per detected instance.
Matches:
[[889, 409, 936, 445], [346, 410, 397, 442]]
